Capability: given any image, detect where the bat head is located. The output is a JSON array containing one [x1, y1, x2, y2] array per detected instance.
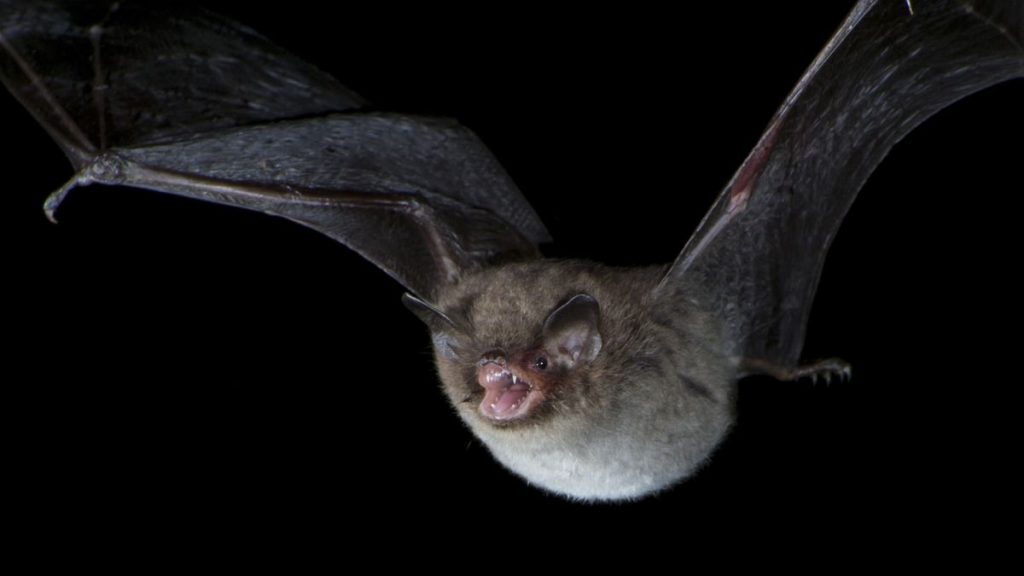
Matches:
[[404, 285, 602, 426], [472, 293, 601, 422]]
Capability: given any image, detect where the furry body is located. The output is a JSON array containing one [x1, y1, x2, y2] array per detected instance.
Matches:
[[432, 261, 736, 500]]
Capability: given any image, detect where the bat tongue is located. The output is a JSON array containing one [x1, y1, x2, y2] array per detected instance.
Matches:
[[484, 382, 531, 417]]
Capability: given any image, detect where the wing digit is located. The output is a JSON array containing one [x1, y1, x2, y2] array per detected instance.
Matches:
[[0, 0, 548, 300], [660, 0, 1024, 371]]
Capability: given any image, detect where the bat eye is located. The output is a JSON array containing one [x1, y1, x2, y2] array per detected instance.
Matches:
[[534, 357, 548, 370]]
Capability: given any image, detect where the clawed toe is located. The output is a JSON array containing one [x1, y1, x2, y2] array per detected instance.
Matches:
[[799, 358, 852, 384], [741, 356, 853, 383]]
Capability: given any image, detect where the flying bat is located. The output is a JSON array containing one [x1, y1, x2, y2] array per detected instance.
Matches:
[[1, 0, 1021, 501]]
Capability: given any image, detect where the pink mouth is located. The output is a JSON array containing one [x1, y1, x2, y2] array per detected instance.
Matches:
[[478, 361, 541, 421]]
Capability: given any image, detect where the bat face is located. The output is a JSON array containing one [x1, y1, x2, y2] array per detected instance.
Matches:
[[412, 263, 612, 423], [5, 1, 1021, 520]]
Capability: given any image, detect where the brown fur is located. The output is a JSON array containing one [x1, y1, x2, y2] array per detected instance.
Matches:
[[428, 260, 738, 501]]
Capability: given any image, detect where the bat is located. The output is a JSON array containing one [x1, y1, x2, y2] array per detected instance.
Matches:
[[2, 0, 1021, 503]]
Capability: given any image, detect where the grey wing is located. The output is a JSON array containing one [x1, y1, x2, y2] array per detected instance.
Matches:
[[0, 0, 364, 159], [0, 0, 549, 301], [658, 0, 1024, 372]]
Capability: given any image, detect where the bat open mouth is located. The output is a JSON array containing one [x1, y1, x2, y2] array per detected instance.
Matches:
[[478, 361, 543, 421]]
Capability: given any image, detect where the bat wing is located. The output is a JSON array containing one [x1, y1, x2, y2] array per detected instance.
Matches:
[[0, 0, 549, 301], [659, 0, 1024, 373]]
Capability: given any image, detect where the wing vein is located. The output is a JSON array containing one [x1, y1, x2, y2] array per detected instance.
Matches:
[[0, 32, 95, 160]]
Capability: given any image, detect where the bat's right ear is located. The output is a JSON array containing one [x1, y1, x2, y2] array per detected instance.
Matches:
[[402, 293, 460, 360]]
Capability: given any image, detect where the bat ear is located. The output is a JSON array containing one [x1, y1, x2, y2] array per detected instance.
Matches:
[[542, 293, 602, 367], [402, 293, 460, 360], [402, 293, 454, 329]]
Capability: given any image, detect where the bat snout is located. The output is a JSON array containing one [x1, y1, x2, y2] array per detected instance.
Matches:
[[476, 356, 543, 423]]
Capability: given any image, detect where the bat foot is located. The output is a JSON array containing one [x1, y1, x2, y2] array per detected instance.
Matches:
[[789, 358, 852, 384], [742, 357, 852, 383]]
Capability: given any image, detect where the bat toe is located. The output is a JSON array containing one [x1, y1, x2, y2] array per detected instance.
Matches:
[[741, 357, 852, 383]]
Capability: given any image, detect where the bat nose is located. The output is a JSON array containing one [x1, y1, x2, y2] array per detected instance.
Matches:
[[478, 350, 507, 367], [478, 358, 514, 390]]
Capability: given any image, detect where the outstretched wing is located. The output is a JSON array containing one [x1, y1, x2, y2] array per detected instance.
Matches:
[[659, 0, 1024, 371], [0, 0, 549, 301]]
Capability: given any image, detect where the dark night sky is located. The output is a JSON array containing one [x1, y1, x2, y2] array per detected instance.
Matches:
[[5, 1, 1021, 543]]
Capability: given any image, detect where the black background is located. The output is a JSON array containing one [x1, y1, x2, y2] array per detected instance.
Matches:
[[4, 1, 1021, 547]]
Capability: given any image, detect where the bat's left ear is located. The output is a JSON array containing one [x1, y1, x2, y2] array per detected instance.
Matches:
[[542, 294, 603, 368], [402, 293, 460, 360], [402, 293, 454, 329]]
